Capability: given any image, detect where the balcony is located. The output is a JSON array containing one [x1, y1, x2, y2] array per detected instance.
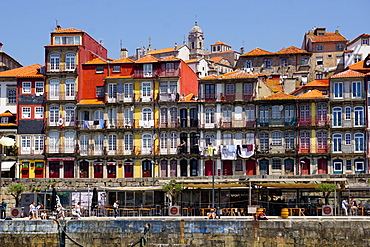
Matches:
[[134, 70, 159, 78], [317, 144, 329, 153], [159, 69, 179, 77], [106, 93, 135, 103], [77, 120, 105, 130], [246, 120, 256, 128], [243, 93, 253, 101], [117, 119, 135, 128], [298, 117, 311, 126], [18, 148, 43, 156], [45, 118, 76, 127], [44, 145, 76, 154], [299, 145, 310, 153], [316, 116, 329, 126], [203, 94, 216, 102], [158, 93, 178, 102], [46, 92, 77, 101]]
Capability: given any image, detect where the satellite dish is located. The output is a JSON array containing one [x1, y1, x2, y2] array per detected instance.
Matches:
[[279, 105, 283, 111], [131, 105, 134, 111], [153, 134, 157, 140]]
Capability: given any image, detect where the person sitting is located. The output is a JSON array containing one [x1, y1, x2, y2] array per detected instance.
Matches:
[[56, 205, 65, 220], [207, 209, 216, 219], [350, 198, 358, 215], [40, 211, 47, 220], [258, 211, 268, 220], [71, 206, 81, 219]]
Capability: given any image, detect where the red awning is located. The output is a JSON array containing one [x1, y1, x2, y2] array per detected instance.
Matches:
[[47, 158, 75, 161]]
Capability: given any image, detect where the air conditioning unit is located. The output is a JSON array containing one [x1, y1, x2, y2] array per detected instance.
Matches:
[[168, 206, 181, 216], [11, 208, 23, 218]]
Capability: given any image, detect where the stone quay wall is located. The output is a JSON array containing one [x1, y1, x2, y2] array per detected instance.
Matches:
[[0, 218, 369, 247]]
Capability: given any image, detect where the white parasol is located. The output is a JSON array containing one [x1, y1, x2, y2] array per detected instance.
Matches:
[[0, 137, 15, 146]]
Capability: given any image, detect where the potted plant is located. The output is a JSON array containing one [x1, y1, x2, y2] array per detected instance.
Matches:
[[315, 182, 337, 215], [22, 164, 29, 169]]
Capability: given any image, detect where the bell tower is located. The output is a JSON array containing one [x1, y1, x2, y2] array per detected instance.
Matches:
[[188, 21, 204, 59]]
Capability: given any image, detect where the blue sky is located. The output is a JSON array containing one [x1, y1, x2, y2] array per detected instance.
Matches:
[[1, 0, 369, 66]]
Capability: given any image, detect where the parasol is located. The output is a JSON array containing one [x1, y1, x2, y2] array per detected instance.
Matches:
[[0, 137, 15, 147]]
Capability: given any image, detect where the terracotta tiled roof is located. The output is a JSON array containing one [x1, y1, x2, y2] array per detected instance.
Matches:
[[0, 64, 42, 78], [331, 69, 365, 78], [135, 55, 159, 63], [276, 46, 310, 54], [348, 34, 370, 46], [304, 79, 329, 87], [242, 48, 273, 56], [111, 57, 134, 63], [211, 41, 230, 47], [160, 56, 181, 61], [265, 78, 283, 92], [211, 49, 234, 54], [185, 59, 198, 63], [348, 60, 370, 71], [209, 56, 226, 64], [147, 46, 182, 55], [200, 74, 219, 80], [310, 32, 347, 43], [84, 58, 107, 64], [52, 27, 83, 33], [297, 90, 327, 99], [77, 99, 105, 105], [262, 91, 296, 100], [0, 111, 14, 117], [221, 71, 258, 79]]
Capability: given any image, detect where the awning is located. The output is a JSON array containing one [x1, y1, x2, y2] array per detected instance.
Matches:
[[99, 186, 163, 191], [1, 161, 16, 171], [184, 183, 247, 189], [47, 158, 75, 161]]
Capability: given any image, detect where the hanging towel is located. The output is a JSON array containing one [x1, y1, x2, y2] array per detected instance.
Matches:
[[99, 119, 105, 128]]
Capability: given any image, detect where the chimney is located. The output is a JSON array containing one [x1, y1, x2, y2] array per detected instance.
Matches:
[[56, 25, 62, 31], [240, 47, 245, 54], [0, 43, 3, 52], [120, 48, 128, 58], [174, 42, 178, 50], [136, 47, 142, 60]]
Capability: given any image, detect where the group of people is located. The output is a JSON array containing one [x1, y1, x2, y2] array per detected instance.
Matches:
[[29, 202, 44, 220], [341, 198, 358, 216]]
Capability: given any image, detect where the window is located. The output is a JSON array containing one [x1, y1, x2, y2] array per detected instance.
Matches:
[[301, 57, 309, 65], [355, 160, 364, 172], [35, 107, 44, 119], [124, 134, 133, 151], [166, 63, 174, 72], [205, 134, 215, 146], [281, 58, 288, 67], [160, 108, 168, 125], [316, 56, 323, 66], [235, 160, 243, 171], [271, 132, 282, 146], [205, 108, 215, 124], [316, 73, 323, 79], [223, 106, 232, 122], [65, 53, 75, 71], [124, 108, 133, 126], [354, 54, 362, 63], [35, 82, 44, 94], [333, 82, 343, 98], [334, 161, 342, 172], [94, 135, 104, 155], [354, 106, 364, 126], [259, 106, 269, 123], [113, 65, 120, 72], [64, 132, 75, 153], [362, 39, 369, 45], [143, 64, 153, 77], [65, 105, 75, 125], [96, 86, 104, 97], [108, 83, 117, 99], [49, 79, 60, 99], [49, 106, 59, 125], [142, 108, 153, 121], [7, 88, 16, 104], [142, 134, 152, 150], [1, 117, 8, 124], [65, 79, 75, 99], [108, 135, 117, 151], [205, 84, 215, 99], [244, 83, 253, 94], [263, 59, 271, 68], [160, 133, 168, 149], [352, 81, 361, 98], [259, 133, 269, 151], [354, 133, 364, 152], [272, 159, 282, 170], [21, 136, 31, 154], [124, 83, 133, 99], [245, 60, 252, 68], [170, 133, 178, 149], [316, 45, 323, 51], [34, 136, 44, 153], [50, 54, 60, 71], [22, 82, 31, 94], [22, 107, 31, 119], [223, 133, 232, 145], [169, 107, 177, 124], [142, 82, 152, 99], [96, 66, 104, 74], [317, 131, 327, 149], [333, 134, 342, 152], [170, 81, 177, 94], [346, 160, 352, 171], [336, 44, 344, 51], [332, 107, 342, 127], [245, 106, 255, 121], [49, 132, 60, 153], [225, 84, 234, 95], [300, 132, 310, 150], [272, 105, 281, 119], [54, 36, 80, 45], [327, 54, 332, 58], [345, 107, 351, 120], [345, 133, 351, 145], [285, 132, 295, 149]]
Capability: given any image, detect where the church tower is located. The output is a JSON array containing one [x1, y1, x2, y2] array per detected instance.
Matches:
[[188, 21, 204, 59]]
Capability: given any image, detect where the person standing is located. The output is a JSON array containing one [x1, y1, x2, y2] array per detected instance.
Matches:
[[350, 198, 358, 216], [342, 199, 348, 216], [113, 200, 119, 218], [1, 199, 7, 219]]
